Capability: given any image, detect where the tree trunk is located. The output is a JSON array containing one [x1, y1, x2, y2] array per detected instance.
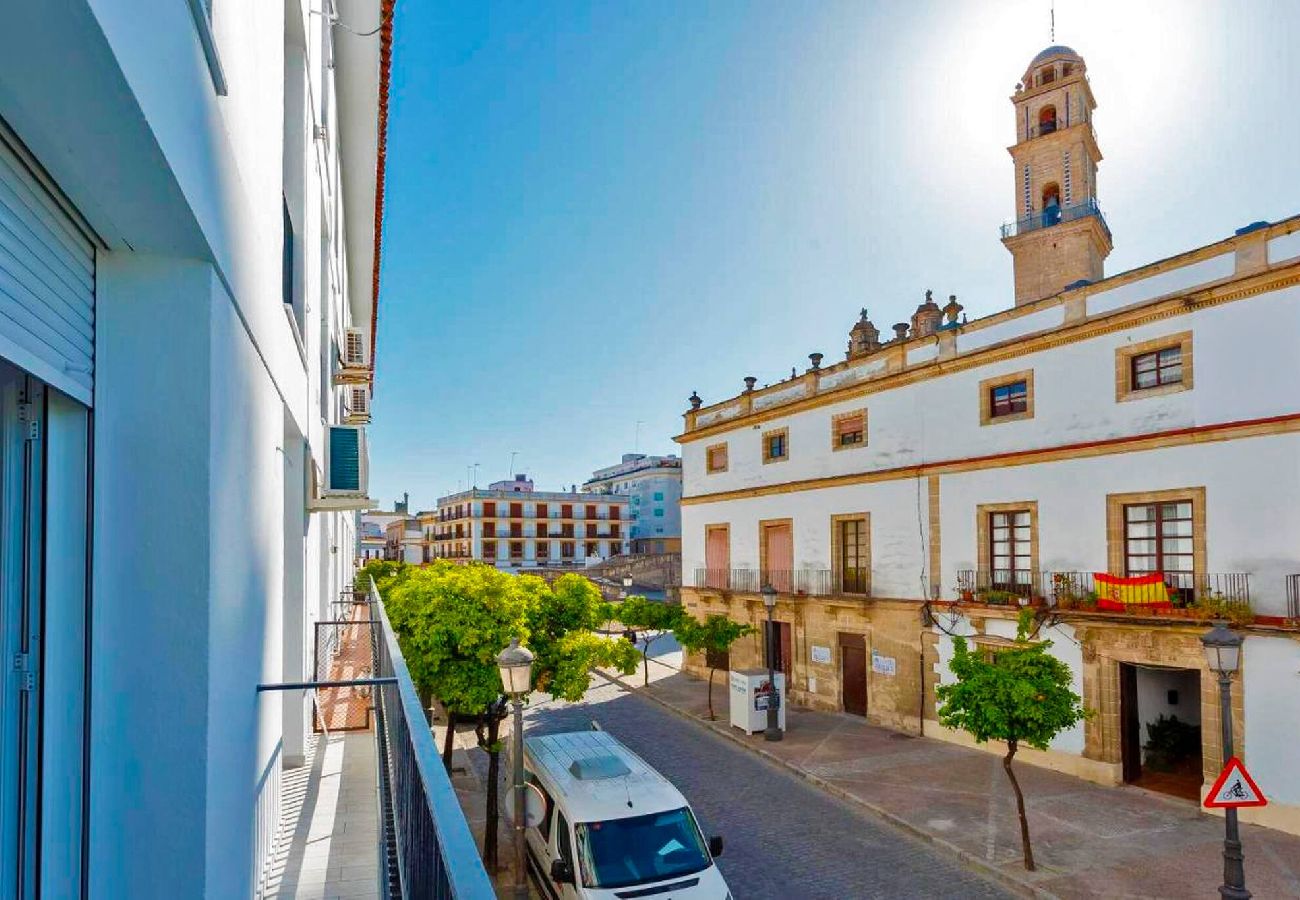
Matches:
[[1002, 739, 1035, 871], [419, 685, 435, 725], [706, 667, 716, 720], [483, 712, 502, 871], [441, 710, 458, 772], [642, 635, 653, 686]]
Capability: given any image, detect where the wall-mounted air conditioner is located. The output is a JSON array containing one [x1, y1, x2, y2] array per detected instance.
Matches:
[[344, 385, 371, 424], [344, 328, 368, 369]]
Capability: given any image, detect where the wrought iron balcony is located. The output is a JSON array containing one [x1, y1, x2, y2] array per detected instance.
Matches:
[[955, 569, 1251, 617], [690, 568, 870, 598], [1000, 198, 1111, 242]]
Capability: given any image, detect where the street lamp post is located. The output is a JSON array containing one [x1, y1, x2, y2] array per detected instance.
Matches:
[[1202, 620, 1249, 900], [496, 638, 535, 900], [761, 583, 782, 742]]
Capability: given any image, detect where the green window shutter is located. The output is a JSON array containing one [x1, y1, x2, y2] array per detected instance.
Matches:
[[329, 426, 361, 492]]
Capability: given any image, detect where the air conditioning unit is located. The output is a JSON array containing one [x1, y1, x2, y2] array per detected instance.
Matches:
[[312, 424, 372, 511], [344, 384, 371, 424], [344, 328, 367, 368]]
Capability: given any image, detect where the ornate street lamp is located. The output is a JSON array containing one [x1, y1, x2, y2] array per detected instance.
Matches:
[[496, 638, 534, 900], [1201, 621, 1249, 900], [761, 583, 782, 742]]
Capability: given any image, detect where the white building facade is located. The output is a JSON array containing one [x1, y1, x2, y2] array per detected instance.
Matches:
[[678, 46, 1300, 837], [0, 0, 387, 895], [584, 453, 683, 554]]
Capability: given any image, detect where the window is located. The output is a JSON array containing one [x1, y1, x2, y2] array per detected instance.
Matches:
[[1132, 347, 1182, 391], [536, 541, 549, 559], [704, 525, 729, 588], [762, 427, 789, 463], [561, 541, 575, 559], [586, 524, 597, 538], [483, 502, 495, 517], [1124, 502, 1193, 580], [832, 515, 870, 595], [510, 523, 522, 538], [483, 541, 497, 559], [832, 411, 866, 450], [510, 541, 524, 559], [653, 492, 663, 501], [536, 503, 548, 518], [573, 807, 711, 890], [1038, 104, 1057, 135], [610, 507, 620, 520], [980, 370, 1034, 425], [557, 811, 574, 869], [510, 502, 523, 518], [1116, 332, 1193, 401], [760, 519, 794, 593], [705, 443, 728, 473], [989, 510, 1033, 588], [654, 508, 664, 517], [585, 541, 599, 557]]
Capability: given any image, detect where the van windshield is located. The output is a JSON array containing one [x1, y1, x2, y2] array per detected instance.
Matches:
[[574, 807, 711, 889]]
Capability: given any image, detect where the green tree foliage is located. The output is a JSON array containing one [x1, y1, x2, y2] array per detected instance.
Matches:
[[376, 565, 638, 871], [525, 573, 639, 700], [935, 610, 1089, 871], [354, 558, 409, 594], [616, 595, 686, 686], [676, 614, 754, 719]]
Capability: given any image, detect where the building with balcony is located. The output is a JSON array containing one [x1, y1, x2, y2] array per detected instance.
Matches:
[[584, 453, 683, 554], [426, 481, 630, 568], [676, 43, 1300, 836], [0, 2, 490, 896], [359, 495, 414, 563]]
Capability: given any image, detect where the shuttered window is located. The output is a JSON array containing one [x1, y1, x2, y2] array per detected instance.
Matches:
[[0, 125, 95, 405]]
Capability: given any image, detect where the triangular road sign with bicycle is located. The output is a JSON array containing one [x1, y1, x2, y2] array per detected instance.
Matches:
[[1204, 756, 1267, 809]]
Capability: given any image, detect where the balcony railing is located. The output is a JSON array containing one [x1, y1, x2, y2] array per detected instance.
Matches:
[[369, 580, 496, 899], [1000, 198, 1111, 242], [1287, 574, 1300, 620], [690, 568, 870, 597], [955, 569, 1251, 613]]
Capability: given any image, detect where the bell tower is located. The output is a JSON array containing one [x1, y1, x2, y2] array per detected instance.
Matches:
[[1002, 45, 1112, 305]]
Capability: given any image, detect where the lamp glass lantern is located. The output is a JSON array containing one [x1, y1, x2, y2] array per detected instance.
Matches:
[[623, 575, 633, 589], [496, 638, 534, 696], [1201, 621, 1243, 676], [761, 583, 777, 609]]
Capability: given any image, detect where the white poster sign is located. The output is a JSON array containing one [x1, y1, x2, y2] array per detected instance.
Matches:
[[871, 651, 896, 676], [810, 645, 832, 664]]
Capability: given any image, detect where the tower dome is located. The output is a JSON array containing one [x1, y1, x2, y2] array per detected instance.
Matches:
[[1020, 45, 1085, 90]]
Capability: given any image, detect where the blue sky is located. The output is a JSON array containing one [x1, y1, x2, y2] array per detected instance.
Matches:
[[370, 0, 1300, 511]]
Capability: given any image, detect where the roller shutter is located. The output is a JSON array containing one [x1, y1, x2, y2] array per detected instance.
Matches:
[[0, 125, 94, 406]]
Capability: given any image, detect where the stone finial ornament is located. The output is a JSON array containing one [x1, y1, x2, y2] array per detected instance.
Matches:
[[892, 322, 910, 341], [848, 308, 882, 358], [942, 294, 963, 326], [809, 352, 823, 370], [743, 376, 757, 392], [911, 289, 944, 338], [688, 390, 702, 410]]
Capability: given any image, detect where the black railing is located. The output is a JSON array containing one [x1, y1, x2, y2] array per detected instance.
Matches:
[[1000, 197, 1111, 241], [956, 569, 1252, 613], [691, 568, 869, 597], [368, 581, 495, 899], [1287, 575, 1300, 620]]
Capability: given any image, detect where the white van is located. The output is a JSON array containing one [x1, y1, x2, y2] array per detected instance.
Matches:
[[520, 729, 732, 899]]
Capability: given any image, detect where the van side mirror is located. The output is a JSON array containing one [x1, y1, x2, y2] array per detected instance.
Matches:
[[550, 859, 575, 884], [708, 835, 724, 858]]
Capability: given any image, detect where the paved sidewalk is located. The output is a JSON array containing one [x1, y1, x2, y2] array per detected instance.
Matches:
[[604, 653, 1300, 900]]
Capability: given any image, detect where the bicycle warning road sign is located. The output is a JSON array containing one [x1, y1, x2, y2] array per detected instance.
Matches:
[[1204, 756, 1268, 809]]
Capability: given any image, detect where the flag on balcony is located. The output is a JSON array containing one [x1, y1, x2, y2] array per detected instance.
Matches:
[[1094, 572, 1175, 611]]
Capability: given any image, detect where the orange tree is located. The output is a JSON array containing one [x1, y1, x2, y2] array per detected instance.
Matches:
[[935, 610, 1089, 871], [676, 614, 753, 719]]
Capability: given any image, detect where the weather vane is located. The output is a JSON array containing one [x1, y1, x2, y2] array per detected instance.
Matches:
[[1050, 0, 1055, 42]]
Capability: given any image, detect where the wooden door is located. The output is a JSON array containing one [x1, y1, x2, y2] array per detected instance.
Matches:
[[763, 523, 793, 593], [1120, 663, 1141, 783], [839, 632, 867, 716], [704, 526, 729, 588], [764, 620, 792, 682]]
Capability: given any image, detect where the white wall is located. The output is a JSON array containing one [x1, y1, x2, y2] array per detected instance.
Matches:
[[1243, 635, 1300, 807]]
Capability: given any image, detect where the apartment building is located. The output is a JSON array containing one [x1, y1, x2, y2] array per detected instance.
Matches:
[[0, 1, 391, 894], [427, 481, 630, 568], [584, 453, 683, 554], [678, 45, 1300, 835], [358, 495, 411, 563]]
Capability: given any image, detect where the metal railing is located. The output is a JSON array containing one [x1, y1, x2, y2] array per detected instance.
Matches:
[[956, 569, 1251, 612], [1287, 575, 1300, 620], [368, 580, 495, 899], [1000, 198, 1111, 241], [690, 568, 869, 597]]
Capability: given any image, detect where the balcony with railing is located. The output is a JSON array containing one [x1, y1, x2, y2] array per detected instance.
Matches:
[[690, 568, 870, 598], [954, 569, 1253, 621], [263, 585, 495, 898], [1000, 197, 1110, 242]]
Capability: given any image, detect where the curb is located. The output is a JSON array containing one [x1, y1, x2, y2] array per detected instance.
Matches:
[[591, 668, 1059, 900]]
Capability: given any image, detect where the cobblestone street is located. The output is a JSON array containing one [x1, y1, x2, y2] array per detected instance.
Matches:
[[512, 676, 1010, 900]]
